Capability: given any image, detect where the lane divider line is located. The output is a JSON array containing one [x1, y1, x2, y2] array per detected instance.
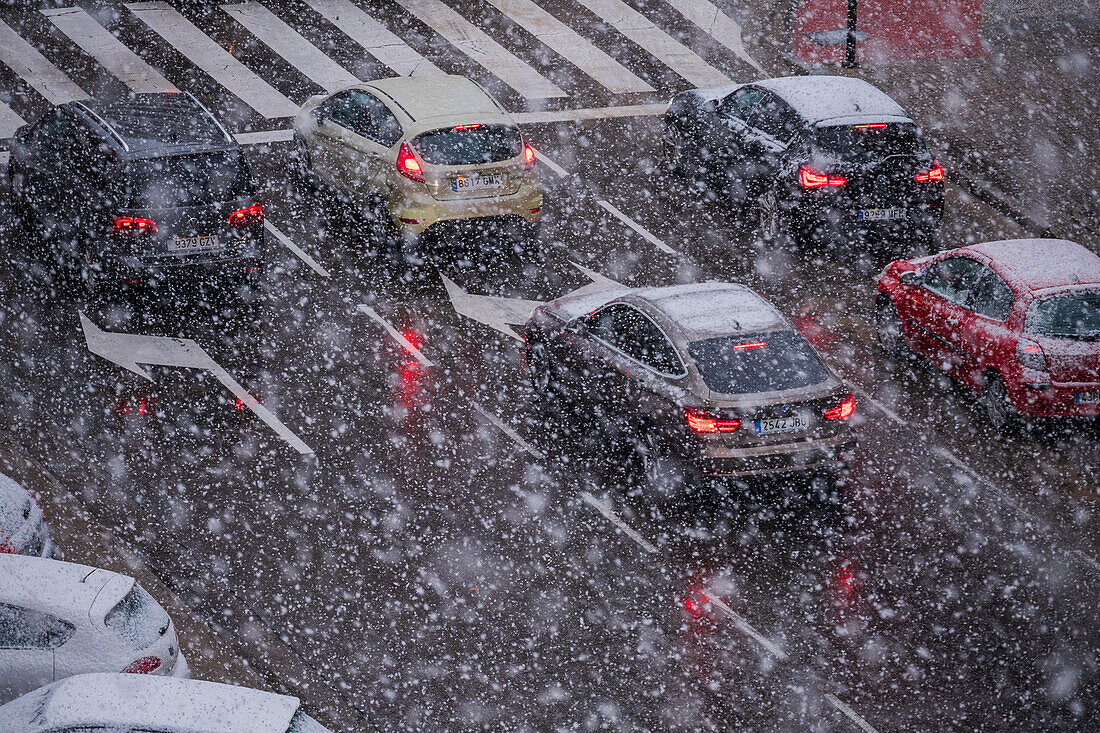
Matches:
[[596, 199, 679, 255], [265, 221, 331, 278], [356, 304, 434, 367], [580, 491, 659, 554], [471, 402, 544, 460], [528, 145, 568, 178], [701, 591, 788, 660], [825, 693, 882, 733]]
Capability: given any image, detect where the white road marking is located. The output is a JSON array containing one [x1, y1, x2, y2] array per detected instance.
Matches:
[[825, 693, 881, 733], [80, 313, 314, 455], [472, 402, 544, 459], [660, 0, 767, 76], [528, 145, 567, 177], [579, 0, 729, 87], [356, 304, 434, 367], [394, 0, 566, 99], [264, 221, 330, 278], [483, 0, 653, 94], [701, 591, 788, 659], [597, 199, 678, 255], [849, 385, 905, 427], [513, 102, 666, 124], [306, 0, 441, 77], [41, 7, 175, 93], [235, 129, 295, 145], [580, 491, 659, 554], [440, 273, 541, 342], [0, 102, 25, 140], [0, 19, 88, 105], [125, 2, 298, 119], [221, 2, 360, 94]]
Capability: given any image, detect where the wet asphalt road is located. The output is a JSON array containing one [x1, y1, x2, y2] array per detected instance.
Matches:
[[2, 1, 1100, 730]]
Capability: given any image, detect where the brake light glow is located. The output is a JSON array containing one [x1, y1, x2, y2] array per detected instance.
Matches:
[[684, 407, 741, 433], [454, 123, 481, 130], [115, 397, 155, 416], [113, 216, 157, 235], [1016, 339, 1048, 371], [227, 202, 263, 226], [799, 165, 846, 188], [122, 656, 162, 674], [732, 341, 766, 350], [914, 162, 944, 182], [823, 394, 855, 420], [397, 143, 425, 182], [523, 142, 536, 171], [853, 123, 887, 129]]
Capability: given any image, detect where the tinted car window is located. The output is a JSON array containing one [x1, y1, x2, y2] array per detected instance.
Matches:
[[688, 331, 829, 395], [746, 94, 799, 142], [126, 152, 253, 208], [814, 123, 926, 164], [323, 91, 401, 146], [31, 110, 70, 156], [104, 583, 170, 650], [969, 267, 1014, 320], [921, 256, 987, 307], [413, 124, 522, 166], [0, 603, 75, 649], [718, 87, 765, 121], [589, 305, 683, 375], [1026, 291, 1100, 340]]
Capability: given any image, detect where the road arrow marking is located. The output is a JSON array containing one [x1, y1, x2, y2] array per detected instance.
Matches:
[[441, 262, 624, 341], [80, 313, 314, 456]]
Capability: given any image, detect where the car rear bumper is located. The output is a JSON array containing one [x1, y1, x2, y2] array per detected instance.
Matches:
[[391, 185, 542, 239], [693, 434, 856, 477], [792, 192, 943, 243], [1013, 382, 1100, 417], [98, 235, 264, 286]]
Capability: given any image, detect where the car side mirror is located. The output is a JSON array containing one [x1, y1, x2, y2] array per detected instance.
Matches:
[[565, 319, 587, 336], [310, 107, 326, 123], [899, 270, 921, 286], [705, 99, 718, 115]]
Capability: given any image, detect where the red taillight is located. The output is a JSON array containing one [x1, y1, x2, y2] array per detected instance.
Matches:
[[113, 216, 157, 235], [227, 202, 263, 226], [853, 123, 887, 130], [732, 341, 766, 350], [684, 407, 741, 434], [523, 142, 536, 171], [914, 161, 944, 182], [122, 656, 162, 674], [454, 123, 481, 131], [397, 143, 424, 183], [115, 397, 155, 416], [823, 394, 855, 421], [799, 165, 846, 188]]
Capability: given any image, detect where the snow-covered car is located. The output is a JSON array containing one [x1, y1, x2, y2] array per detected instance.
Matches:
[[0, 555, 188, 703], [0, 672, 333, 732], [0, 472, 52, 558]]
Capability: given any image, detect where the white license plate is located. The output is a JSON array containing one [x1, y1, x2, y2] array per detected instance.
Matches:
[[1075, 391, 1100, 404], [858, 207, 904, 222], [754, 414, 811, 435], [169, 234, 222, 252], [452, 173, 504, 192]]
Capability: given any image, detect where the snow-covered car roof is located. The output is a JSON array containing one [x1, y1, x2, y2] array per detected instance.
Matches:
[[965, 238, 1100, 292], [755, 75, 910, 126], [0, 555, 133, 621], [0, 673, 304, 733], [365, 74, 512, 128], [631, 283, 789, 342]]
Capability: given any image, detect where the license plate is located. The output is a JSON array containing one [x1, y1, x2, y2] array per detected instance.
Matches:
[[169, 234, 221, 252], [452, 173, 504, 192], [1075, 391, 1100, 404], [858, 207, 904, 222], [754, 414, 811, 435]]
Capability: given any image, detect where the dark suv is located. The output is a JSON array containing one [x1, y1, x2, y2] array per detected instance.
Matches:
[[664, 75, 944, 248], [9, 92, 264, 293]]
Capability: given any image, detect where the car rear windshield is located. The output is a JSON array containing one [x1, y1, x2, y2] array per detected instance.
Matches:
[[104, 583, 170, 650], [412, 124, 522, 166], [126, 152, 252, 208], [814, 123, 925, 164], [688, 330, 830, 395], [1026, 291, 1100, 340]]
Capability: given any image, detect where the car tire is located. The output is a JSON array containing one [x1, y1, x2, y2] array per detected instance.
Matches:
[[663, 124, 687, 176], [755, 189, 794, 247], [875, 296, 907, 358], [638, 429, 693, 504], [8, 164, 33, 236], [292, 134, 316, 192], [982, 373, 1018, 433]]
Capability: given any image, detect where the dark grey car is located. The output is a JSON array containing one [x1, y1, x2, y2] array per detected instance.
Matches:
[[524, 283, 856, 496]]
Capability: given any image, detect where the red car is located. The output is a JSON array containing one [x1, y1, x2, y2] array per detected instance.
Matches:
[[875, 238, 1100, 428]]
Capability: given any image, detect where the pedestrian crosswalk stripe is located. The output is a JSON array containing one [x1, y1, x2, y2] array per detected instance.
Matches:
[[221, 2, 361, 94], [483, 0, 653, 95], [394, 0, 567, 99], [41, 7, 176, 94], [0, 100, 26, 139], [305, 0, 441, 78], [125, 1, 298, 119], [660, 0, 766, 77], [580, 0, 729, 88], [0, 19, 88, 105]]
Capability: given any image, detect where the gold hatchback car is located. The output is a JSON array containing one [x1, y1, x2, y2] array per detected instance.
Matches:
[[293, 75, 542, 260]]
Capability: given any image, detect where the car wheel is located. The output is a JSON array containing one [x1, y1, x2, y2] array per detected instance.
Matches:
[[875, 296, 907, 358], [756, 189, 793, 246], [663, 124, 686, 175], [292, 134, 316, 192], [9, 165, 33, 234], [638, 430, 692, 504], [982, 373, 1017, 432]]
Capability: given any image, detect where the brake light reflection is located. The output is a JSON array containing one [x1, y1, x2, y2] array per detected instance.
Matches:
[[114, 397, 155, 416]]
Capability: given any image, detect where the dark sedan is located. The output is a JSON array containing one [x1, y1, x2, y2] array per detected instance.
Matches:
[[664, 75, 944, 249], [524, 283, 857, 499]]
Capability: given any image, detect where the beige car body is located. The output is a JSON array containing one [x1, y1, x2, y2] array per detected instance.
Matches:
[[294, 75, 541, 243]]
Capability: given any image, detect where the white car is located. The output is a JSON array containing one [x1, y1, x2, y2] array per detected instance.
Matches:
[[0, 672, 334, 732], [0, 556, 187, 703], [0, 472, 52, 557]]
